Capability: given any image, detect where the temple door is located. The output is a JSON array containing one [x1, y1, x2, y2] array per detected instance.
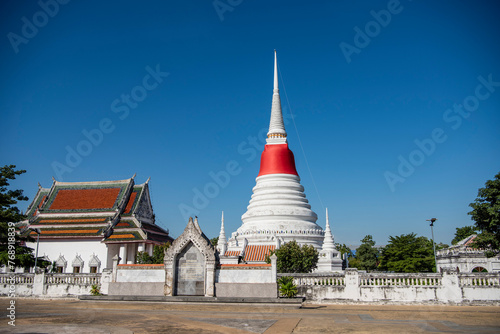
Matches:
[[174, 242, 205, 296]]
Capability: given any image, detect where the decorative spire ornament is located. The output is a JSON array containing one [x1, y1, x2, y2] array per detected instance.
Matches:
[[267, 50, 287, 144], [322, 208, 335, 252], [217, 211, 227, 255]]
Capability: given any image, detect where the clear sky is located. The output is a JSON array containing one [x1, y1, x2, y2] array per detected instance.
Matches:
[[1, 0, 499, 247]]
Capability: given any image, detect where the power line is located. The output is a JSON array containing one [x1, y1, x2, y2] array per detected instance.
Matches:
[[277, 63, 325, 212]]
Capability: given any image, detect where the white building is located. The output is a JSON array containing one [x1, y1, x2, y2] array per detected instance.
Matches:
[[437, 234, 500, 273], [17, 175, 173, 273]]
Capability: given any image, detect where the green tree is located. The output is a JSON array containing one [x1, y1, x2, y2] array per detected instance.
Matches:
[[335, 243, 353, 258], [210, 237, 219, 247], [451, 226, 477, 245], [0, 165, 37, 270], [266, 240, 319, 273], [151, 242, 171, 264], [378, 233, 435, 273], [135, 251, 153, 264], [335, 243, 354, 269], [354, 235, 379, 271], [468, 172, 500, 257], [135, 242, 171, 264]]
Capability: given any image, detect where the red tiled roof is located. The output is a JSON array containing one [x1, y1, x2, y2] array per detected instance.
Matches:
[[49, 188, 120, 210], [224, 250, 241, 257], [220, 264, 272, 268], [244, 245, 275, 262], [464, 235, 477, 246], [123, 191, 138, 214]]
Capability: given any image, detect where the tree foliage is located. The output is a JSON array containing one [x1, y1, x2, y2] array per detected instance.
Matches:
[[378, 233, 435, 273], [267, 240, 319, 273], [335, 243, 353, 270], [468, 172, 500, 256], [210, 237, 219, 247], [334, 243, 353, 258], [352, 235, 379, 271], [0, 165, 37, 269], [277, 276, 298, 298], [135, 242, 171, 264], [451, 226, 477, 245]]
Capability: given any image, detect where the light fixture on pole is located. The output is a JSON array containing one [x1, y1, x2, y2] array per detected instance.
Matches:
[[426, 218, 438, 273], [30, 228, 41, 273]]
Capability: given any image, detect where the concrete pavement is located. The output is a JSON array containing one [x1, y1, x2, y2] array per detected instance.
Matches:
[[1, 298, 499, 333]]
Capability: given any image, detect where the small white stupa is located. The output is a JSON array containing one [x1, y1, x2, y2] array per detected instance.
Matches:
[[316, 208, 343, 272]]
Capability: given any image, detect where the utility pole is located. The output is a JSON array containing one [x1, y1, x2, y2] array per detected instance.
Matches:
[[426, 218, 438, 273]]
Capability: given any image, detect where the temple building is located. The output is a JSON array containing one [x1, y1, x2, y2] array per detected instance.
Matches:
[[217, 51, 341, 270], [436, 234, 500, 273], [19, 175, 173, 273]]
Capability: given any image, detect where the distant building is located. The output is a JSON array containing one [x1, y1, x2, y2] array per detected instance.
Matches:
[[436, 234, 500, 273], [17, 175, 173, 273]]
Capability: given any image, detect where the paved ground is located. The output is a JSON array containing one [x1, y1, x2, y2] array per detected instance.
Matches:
[[1, 298, 500, 333]]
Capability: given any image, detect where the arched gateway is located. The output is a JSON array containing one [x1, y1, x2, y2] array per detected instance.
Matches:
[[164, 217, 217, 296]]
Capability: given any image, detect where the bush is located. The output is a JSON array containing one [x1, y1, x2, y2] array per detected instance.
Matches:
[[90, 284, 101, 296], [278, 276, 298, 298]]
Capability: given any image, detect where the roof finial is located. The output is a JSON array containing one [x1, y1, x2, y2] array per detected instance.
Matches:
[[267, 50, 287, 144]]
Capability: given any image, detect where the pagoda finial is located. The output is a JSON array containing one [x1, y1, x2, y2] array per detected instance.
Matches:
[[217, 211, 227, 254], [273, 50, 278, 92], [267, 50, 287, 144]]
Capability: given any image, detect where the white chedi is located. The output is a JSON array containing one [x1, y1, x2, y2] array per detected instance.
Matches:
[[316, 208, 343, 272]]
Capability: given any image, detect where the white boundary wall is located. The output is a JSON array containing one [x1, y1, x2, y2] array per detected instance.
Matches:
[[286, 269, 500, 304], [2, 268, 500, 304]]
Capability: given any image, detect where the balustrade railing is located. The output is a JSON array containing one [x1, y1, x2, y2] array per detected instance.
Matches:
[[278, 273, 345, 286], [359, 273, 442, 287], [0, 273, 34, 284], [459, 274, 500, 286], [44, 273, 101, 285]]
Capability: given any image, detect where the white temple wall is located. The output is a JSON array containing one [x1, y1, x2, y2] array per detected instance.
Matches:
[[26, 240, 108, 273], [216, 268, 274, 283]]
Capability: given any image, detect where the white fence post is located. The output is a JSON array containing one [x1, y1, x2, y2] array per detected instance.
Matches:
[[439, 270, 462, 303], [112, 255, 121, 283], [270, 254, 277, 283], [32, 272, 45, 296], [100, 269, 112, 295], [344, 268, 360, 301]]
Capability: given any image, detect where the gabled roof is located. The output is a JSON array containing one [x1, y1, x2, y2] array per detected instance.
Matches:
[[25, 186, 50, 217], [23, 176, 172, 244]]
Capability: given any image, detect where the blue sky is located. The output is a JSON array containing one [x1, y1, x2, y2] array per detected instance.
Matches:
[[1, 0, 499, 247]]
